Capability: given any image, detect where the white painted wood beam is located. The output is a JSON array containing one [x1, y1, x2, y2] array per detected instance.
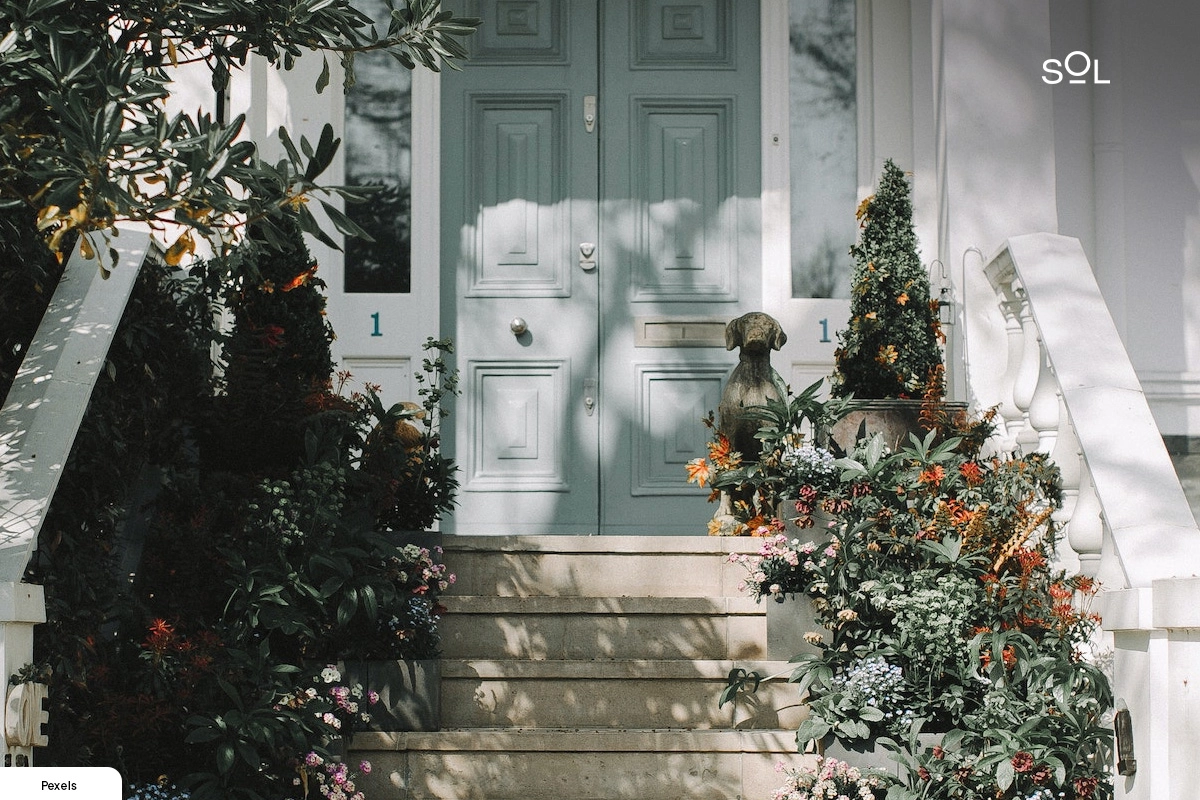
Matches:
[[0, 228, 150, 582]]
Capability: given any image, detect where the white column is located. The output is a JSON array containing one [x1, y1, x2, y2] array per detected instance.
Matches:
[[0, 582, 46, 766]]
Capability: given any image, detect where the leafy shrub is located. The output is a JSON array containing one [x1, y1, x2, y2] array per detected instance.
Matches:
[[833, 159, 944, 399]]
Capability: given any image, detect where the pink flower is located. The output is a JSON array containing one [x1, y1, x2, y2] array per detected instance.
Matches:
[[359, 760, 372, 774]]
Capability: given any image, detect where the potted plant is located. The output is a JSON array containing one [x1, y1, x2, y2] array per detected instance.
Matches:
[[770, 756, 891, 800], [722, 399, 1115, 799], [830, 158, 948, 453], [687, 377, 856, 536]]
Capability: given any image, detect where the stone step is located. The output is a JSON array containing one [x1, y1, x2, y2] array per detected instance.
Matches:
[[440, 596, 768, 661], [441, 659, 803, 730], [351, 729, 812, 800], [442, 536, 764, 599]]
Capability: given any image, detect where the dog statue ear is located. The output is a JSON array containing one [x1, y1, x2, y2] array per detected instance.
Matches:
[[772, 325, 788, 351], [725, 317, 742, 351]]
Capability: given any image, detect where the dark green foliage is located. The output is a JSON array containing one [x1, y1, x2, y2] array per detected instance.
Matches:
[[833, 159, 944, 399], [11, 219, 457, 798], [208, 216, 336, 472], [0, 0, 478, 264], [0, 207, 63, 402], [21, 254, 216, 773], [345, 181, 412, 293]]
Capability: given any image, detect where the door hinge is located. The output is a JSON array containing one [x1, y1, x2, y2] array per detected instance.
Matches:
[[583, 95, 597, 133]]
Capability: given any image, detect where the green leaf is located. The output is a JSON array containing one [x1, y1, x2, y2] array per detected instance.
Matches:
[[185, 726, 222, 744], [795, 716, 830, 744], [859, 706, 885, 722], [995, 758, 1015, 791], [215, 743, 236, 776], [318, 198, 371, 240], [316, 55, 331, 93], [336, 586, 358, 627]]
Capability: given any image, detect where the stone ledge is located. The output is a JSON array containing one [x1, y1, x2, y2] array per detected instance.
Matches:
[[441, 534, 770, 556], [442, 658, 793, 680], [441, 595, 763, 615], [351, 727, 800, 753]]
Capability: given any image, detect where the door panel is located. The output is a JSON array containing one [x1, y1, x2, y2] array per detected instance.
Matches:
[[444, 0, 758, 535], [599, 0, 759, 534], [444, 1, 599, 534]]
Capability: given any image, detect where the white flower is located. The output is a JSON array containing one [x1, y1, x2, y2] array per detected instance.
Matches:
[[321, 666, 341, 683]]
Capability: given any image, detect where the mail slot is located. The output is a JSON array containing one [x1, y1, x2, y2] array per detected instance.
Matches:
[[634, 317, 728, 348]]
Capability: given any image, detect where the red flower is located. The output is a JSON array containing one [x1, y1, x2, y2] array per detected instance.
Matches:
[[959, 461, 984, 485], [1012, 751, 1034, 773], [917, 464, 945, 485], [1074, 776, 1099, 798]]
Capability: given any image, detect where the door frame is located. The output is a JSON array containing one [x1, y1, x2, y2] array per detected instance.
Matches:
[[254, 0, 935, 529]]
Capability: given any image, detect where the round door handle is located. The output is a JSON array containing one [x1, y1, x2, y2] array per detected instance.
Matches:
[[510, 317, 528, 336]]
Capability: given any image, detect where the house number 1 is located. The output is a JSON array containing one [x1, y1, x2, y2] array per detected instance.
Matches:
[[818, 318, 831, 343], [370, 312, 383, 337]]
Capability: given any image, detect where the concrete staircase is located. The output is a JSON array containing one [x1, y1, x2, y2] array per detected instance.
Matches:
[[351, 536, 808, 800]]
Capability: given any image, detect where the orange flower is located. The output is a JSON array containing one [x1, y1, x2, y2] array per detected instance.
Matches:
[[877, 344, 899, 364], [707, 433, 740, 470], [856, 195, 873, 223], [685, 458, 712, 488], [281, 263, 318, 292], [959, 461, 985, 486], [897, 292, 909, 305], [944, 498, 973, 524], [918, 464, 945, 485]]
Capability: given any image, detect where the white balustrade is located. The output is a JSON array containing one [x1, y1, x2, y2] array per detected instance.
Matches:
[[970, 233, 1200, 800]]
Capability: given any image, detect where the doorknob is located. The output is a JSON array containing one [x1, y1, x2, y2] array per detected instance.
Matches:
[[583, 95, 597, 133], [579, 242, 597, 272], [509, 317, 528, 335], [583, 378, 597, 416]]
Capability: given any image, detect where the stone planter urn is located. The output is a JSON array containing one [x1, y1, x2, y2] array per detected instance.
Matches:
[[828, 399, 967, 454], [342, 659, 440, 732], [765, 593, 824, 661], [820, 732, 943, 776]]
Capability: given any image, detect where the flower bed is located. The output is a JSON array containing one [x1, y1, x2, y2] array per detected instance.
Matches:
[[714, 388, 1115, 800]]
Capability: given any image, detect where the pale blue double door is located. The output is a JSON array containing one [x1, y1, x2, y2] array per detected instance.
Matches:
[[443, 1, 760, 534]]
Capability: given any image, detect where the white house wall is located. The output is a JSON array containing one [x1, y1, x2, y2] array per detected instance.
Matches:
[[219, 2, 1200, 440], [1048, 0, 1200, 437]]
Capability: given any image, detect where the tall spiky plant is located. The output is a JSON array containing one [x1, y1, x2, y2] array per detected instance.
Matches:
[[832, 159, 944, 399]]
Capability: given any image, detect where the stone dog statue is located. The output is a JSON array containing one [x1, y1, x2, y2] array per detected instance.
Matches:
[[715, 312, 787, 522]]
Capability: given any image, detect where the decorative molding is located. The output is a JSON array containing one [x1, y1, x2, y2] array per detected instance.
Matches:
[[630, 0, 735, 70], [629, 97, 737, 301], [465, 360, 569, 492], [466, 0, 568, 65], [631, 363, 727, 495], [1137, 370, 1200, 404], [465, 93, 570, 297]]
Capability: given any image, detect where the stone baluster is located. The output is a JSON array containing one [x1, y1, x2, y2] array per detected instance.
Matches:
[[1067, 461, 1105, 578], [1025, 343, 1060, 455], [1011, 287, 1042, 454], [1049, 398, 1082, 574], [993, 290, 1028, 451]]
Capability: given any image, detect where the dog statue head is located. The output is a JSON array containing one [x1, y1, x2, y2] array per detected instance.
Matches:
[[725, 312, 787, 354]]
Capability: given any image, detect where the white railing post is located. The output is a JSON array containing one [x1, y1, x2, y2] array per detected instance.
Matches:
[[996, 291, 1028, 450], [1069, 466, 1105, 579], [1049, 397, 1082, 574], [971, 232, 1200, 800], [0, 227, 151, 766], [1026, 346, 1060, 455]]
